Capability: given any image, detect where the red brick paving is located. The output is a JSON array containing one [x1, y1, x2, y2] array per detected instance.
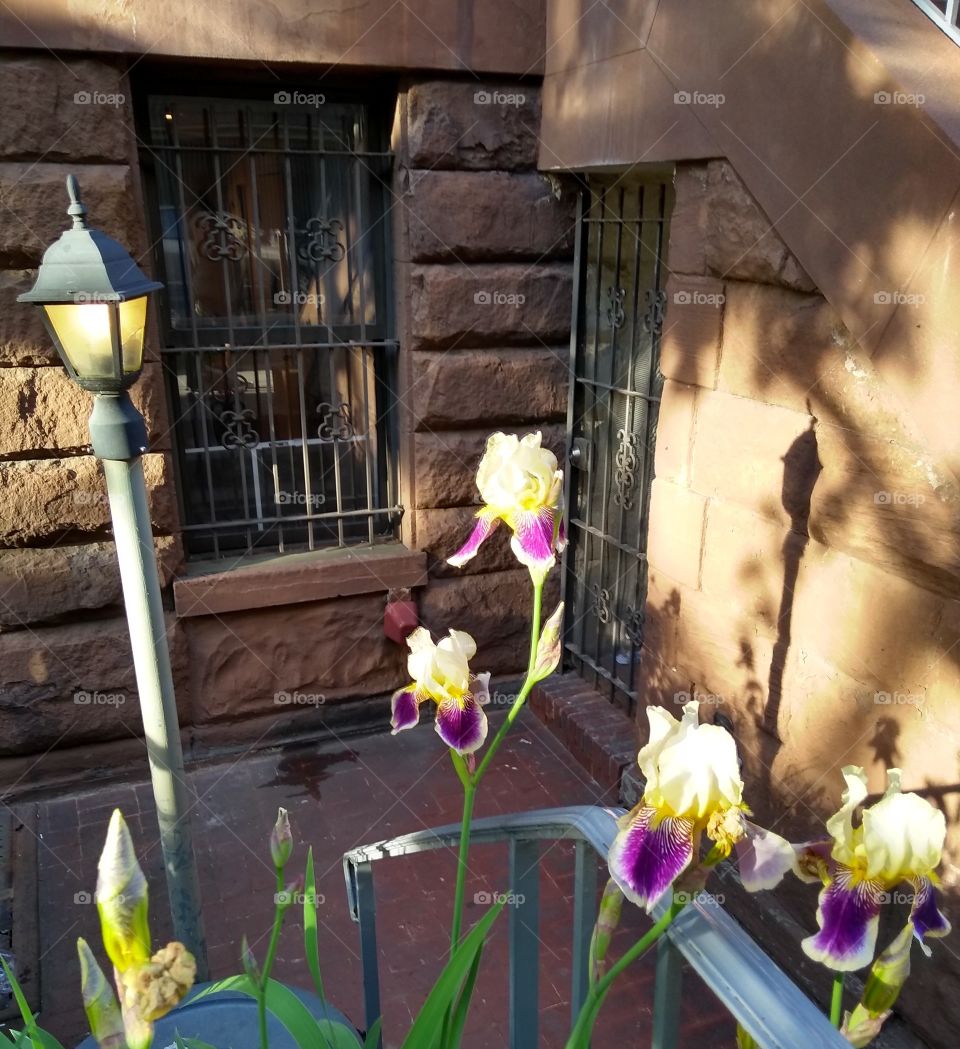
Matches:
[[18, 708, 733, 1047]]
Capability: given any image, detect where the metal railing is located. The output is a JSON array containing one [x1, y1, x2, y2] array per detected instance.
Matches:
[[910, 0, 960, 44], [342, 806, 851, 1048]]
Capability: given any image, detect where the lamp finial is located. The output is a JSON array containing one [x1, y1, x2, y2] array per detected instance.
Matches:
[[66, 174, 88, 230]]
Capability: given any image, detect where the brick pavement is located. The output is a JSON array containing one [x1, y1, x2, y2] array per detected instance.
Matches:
[[18, 708, 734, 1047]]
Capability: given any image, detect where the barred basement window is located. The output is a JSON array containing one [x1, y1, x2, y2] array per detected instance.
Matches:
[[140, 93, 399, 559]]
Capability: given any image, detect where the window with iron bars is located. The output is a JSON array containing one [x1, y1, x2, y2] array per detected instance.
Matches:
[[139, 91, 400, 559]]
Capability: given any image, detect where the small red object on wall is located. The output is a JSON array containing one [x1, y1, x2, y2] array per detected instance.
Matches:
[[384, 588, 419, 645]]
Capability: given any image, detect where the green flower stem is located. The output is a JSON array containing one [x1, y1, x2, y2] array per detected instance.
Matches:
[[830, 972, 844, 1028], [565, 899, 684, 1049], [257, 867, 287, 1049], [449, 770, 477, 952]]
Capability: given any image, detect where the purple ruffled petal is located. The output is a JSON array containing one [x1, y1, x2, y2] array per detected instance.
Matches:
[[608, 804, 695, 911], [802, 866, 884, 971], [390, 686, 422, 734], [909, 877, 951, 950], [435, 691, 489, 755], [510, 507, 558, 576], [448, 512, 499, 568]]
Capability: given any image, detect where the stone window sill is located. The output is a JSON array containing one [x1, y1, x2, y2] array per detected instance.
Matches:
[[173, 543, 427, 618]]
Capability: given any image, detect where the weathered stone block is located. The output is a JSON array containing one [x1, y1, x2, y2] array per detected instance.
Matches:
[[0, 57, 133, 163], [415, 506, 517, 577], [668, 163, 709, 276], [408, 263, 572, 350], [183, 593, 406, 723], [0, 614, 189, 753], [406, 170, 575, 262], [646, 478, 705, 590], [704, 160, 815, 292], [653, 380, 697, 486], [405, 81, 540, 170], [413, 424, 565, 509], [0, 163, 147, 268], [661, 274, 724, 388], [410, 348, 568, 430], [0, 270, 58, 365], [0, 536, 182, 628], [690, 389, 814, 530], [0, 453, 177, 543]]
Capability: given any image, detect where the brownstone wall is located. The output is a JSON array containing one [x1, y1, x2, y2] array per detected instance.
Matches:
[[642, 159, 960, 1043], [0, 57, 573, 776]]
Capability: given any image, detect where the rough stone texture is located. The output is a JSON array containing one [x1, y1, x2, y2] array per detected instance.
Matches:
[[413, 424, 565, 509], [0, 363, 170, 455], [0, 453, 176, 543], [182, 593, 406, 723], [0, 270, 58, 365], [0, 162, 146, 268], [407, 263, 572, 350], [414, 505, 518, 577], [653, 380, 697, 487], [0, 614, 190, 753], [645, 478, 706, 591], [0, 537, 182, 628], [419, 568, 560, 676], [0, 55, 132, 163], [704, 160, 816, 292], [405, 80, 541, 170], [660, 274, 723, 388], [668, 162, 709, 276], [405, 170, 575, 261], [410, 348, 568, 430]]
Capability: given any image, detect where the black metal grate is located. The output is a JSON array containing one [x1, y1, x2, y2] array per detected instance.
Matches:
[[563, 177, 672, 714], [141, 94, 399, 558]]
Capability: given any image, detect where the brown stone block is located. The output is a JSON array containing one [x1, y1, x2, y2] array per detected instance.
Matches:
[[0, 270, 58, 365], [646, 478, 705, 590], [0, 452, 176, 543], [415, 506, 517, 577], [410, 348, 569, 431], [0, 163, 147, 268], [0, 614, 190, 754], [182, 592, 406, 723], [407, 263, 573, 350], [405, 171, 576, 262], [653, 380, 697, 486], [704, 161, 815, 292], [689, 388, 813, 530], [405, 81, 541, 170], [413, 423, 565, 509], [0, 536, 182, 628], [661, 274, 723, 388], [0, 57, 133, 163], [668, 163, 709, 276]]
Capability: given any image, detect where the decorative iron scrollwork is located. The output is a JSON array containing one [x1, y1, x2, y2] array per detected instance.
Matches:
[[642, 288, 666, 336], [591, 585, 612, 624], [316, 401, 355, 442], [605, 285, 626, 330], [614, 428, 640, 509], [298, 218, 346, 264], [220, 408, 259, 449], [195, 211, 246, 262], [624, 605, 645, 646]]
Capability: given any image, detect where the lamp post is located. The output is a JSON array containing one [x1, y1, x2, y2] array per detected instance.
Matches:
[[19, 175, 208, 976]]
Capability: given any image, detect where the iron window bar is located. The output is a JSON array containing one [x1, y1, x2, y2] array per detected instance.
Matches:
[[910, 0, 960, 44], [342, 805, 852, 1049]]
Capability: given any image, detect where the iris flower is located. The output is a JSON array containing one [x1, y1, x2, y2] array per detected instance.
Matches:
[[794, 765, 950, 971], [448, 432, 564, 582], [608, 701, 794, 909], [390, 627, 491, 754]]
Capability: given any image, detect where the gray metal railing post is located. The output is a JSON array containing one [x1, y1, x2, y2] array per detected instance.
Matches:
[[651, 935, 683, 1049], [349, 860, 382, 1042], [508, 839, 541, 1049], [570, 840, 597, 1024]]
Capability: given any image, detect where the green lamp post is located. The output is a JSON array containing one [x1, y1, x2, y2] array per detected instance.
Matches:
[[19, 175, 208, 976]]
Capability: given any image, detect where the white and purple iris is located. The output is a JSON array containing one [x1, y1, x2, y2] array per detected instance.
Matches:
[[794, 765, 950, 971], [447, 432, 565, 583], [608, 701, 795, 911], [390, 627, 491, 755]]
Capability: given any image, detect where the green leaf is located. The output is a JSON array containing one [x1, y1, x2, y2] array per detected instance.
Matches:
[[303, 847, 326, 1002], [362, 1018, 382, 1049], [189, 975, 358, 1049], [399, 901, 505, 1049], [0, 954, 36, 1035], [445, 941, 484, 1049]]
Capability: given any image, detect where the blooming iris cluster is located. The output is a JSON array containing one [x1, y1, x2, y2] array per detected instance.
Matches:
[[448, 431, 564, 583], [793, 765, 950, 971], [390, 627, 491, 755], [608, 701, 795, 909]]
